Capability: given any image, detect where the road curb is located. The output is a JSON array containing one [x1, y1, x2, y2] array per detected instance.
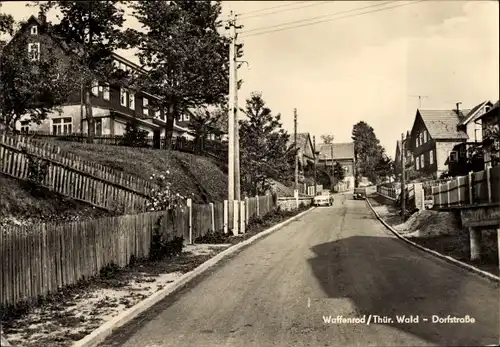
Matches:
[[365, 198, 500, 284], [72, 206, 315, 347]]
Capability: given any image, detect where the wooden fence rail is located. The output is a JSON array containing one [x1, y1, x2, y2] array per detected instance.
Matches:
[[431, 166, 500, 208], [0, 138, 149, 213], [0, 194, 280, 309], [1, 133, 155, 196]]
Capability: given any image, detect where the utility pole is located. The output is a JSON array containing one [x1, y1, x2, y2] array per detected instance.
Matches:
[[226, 12, 236, 205], [313, 135, 317, 196], [233, 17, 242, 201], [401, 133, 406, 220], [294, 108, 298, 191]]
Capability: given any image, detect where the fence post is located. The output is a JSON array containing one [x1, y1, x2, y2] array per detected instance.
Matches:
[[210, 202, 215, 232], [187, 198, 193, 244], [437, 184, 441, 207], [457, 177, 461, 205], [446, 181, 450, 207], [487, 166, 492, 203], [256, 195, 260, 216], [233, 200, 239, 235], [245, 197, 249, 226], [240, 200, 245, 234], [223, 200, 228, 234], [468, 172, 473, 205]]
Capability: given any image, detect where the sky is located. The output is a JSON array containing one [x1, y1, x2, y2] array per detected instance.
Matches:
[[1, 1, 499, 158]]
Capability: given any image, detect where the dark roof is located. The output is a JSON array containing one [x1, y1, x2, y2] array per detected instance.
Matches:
[[317, 142, 354, 160], [288, 133, 313, 156], [417, 109, 469, 140], [477, 100, 500, 121]]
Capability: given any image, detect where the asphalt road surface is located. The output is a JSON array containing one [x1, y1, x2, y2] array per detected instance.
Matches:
[[99, 193, 499, 347]]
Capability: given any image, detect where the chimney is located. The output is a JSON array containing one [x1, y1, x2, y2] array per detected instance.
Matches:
[[456, 102, 462, 115], [38, 10, 47, 25]]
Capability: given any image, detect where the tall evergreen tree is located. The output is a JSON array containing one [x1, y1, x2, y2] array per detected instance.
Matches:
[[352, 121, 386, 184], [239, 92, 295, 195], [126, 0, 242, 149]]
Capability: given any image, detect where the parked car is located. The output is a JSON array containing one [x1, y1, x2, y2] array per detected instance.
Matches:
[[353, 187, 366, 200], [313, 191, 334, 206]]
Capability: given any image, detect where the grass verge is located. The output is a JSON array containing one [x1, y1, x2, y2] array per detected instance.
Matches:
[[368, 196, 499, 277], [1, 205, 310, 347]]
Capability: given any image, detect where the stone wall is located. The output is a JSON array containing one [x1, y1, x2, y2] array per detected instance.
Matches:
[[278, 197, 313, 211]]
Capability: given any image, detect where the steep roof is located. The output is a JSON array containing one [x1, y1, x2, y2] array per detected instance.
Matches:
[[317, 142, 355, 160], [288, 132, 312, 152], [458, 101, 492, 125], [417, 109, 468, 140]]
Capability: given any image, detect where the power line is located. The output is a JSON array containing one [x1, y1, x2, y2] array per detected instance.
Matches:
[[239, 1, 332, 20], [236, 1, 311, 16], [241, 1, 395, 35], [241, 1, 426, 38]]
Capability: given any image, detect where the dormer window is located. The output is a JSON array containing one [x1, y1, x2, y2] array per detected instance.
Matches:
[[31, 26, 38, 35]]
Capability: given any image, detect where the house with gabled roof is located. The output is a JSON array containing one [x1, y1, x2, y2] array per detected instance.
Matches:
[[409, 101, 494, 178], [4, 13, 198, 144], [476, 100, 500, 169], [287, 133, 315, 181], [316, 142, 355, 189]]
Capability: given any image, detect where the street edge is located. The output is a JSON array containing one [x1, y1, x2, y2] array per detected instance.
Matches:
[[365, 197, 500, 284], [72, 206, 316, 347]]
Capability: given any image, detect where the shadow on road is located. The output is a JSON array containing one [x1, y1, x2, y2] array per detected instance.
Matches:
[[308, 235, 499, 346]]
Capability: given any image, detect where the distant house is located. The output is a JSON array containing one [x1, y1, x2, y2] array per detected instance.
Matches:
[[4, 13, 195, 143], [394, 131, 414, 177], [317, 142, 355, 189], [288, 133, 315, 181], [476, 100, 500, 168]]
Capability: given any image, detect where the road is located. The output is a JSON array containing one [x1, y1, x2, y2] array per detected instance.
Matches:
[[99, 193, 499, 347]]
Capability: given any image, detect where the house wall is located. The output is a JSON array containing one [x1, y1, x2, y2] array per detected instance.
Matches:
[[435, 141, 464, 176]]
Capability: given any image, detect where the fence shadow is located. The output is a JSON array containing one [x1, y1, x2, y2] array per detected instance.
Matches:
[[307, 235, 499, 347]]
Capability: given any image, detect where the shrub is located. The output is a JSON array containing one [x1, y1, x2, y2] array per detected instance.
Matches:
[[119, 121, 150, 148], [146, 170, 188, 260], [20, 146, 50, 190]]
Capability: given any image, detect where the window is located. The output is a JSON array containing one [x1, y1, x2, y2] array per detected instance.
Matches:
[[31, 26, 38, 35], [103, 84, 110, 100], [177, 113, 183, 122], [156, 109, 161, 120], [423, 130, 427, 143], [52, 117, 72, 135], [129, 92, 135, 110], [429, 150, 434, 164], [183, 113, 190, 121], [420, 154, 424, 168], [91, 80, 99, 96], [416, 157, 420, 170], [416, 134, 420, 147], [449, 151, 458, 163], [459, 145, 466, 158], [20, 120, 30, 133], [28, 42, 40, 61], [120, 88, 127, 106], [143, 97, 149, 116]]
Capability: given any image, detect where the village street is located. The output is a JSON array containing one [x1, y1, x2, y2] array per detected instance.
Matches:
[[97, 192, 498, 347]]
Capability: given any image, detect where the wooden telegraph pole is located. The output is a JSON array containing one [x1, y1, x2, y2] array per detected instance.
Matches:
[[313, 135, 317, 196], [226, 12, 236, 206]]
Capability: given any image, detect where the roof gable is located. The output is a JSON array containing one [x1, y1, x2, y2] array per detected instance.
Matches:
[[414, 109, 468, 140], [458, 101, 493, 125], [317, 142, 354, 160], [288, 132, 314, 158]]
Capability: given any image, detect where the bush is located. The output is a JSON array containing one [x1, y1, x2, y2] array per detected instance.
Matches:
[[150, 215, 184, 261], [119, 121, 150, 148]]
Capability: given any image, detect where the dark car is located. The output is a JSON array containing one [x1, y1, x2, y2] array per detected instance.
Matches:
[[353, 187, 366, 200]]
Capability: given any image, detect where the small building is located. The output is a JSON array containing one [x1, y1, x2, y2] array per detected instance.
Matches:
[[316, 142, 355, 189], [394, 131, 414, 178], [287, 133, 315, 182]]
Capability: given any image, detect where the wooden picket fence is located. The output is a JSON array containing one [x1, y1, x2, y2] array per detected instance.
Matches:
[[431, 166, 500, 208], [0, 194, 280, 309], [0, 133, 153, 213]]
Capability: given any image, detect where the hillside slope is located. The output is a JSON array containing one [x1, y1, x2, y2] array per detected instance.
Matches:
[[44, 140, 228, 203]]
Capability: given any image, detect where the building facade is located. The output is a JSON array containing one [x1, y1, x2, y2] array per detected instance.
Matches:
[[317, 142, 355, 189], [6, 14, 198, 141]]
